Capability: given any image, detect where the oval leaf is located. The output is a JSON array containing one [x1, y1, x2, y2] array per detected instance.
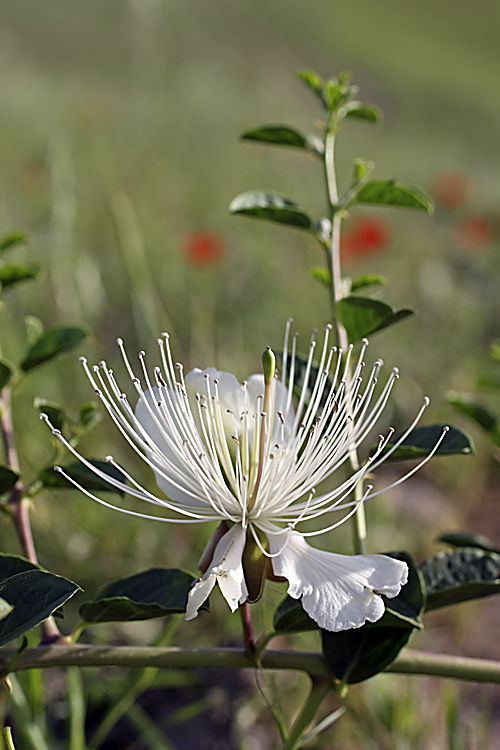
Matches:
[[0, 553, 39, 583], [437, 532, 500, 555], [350, 274, 387, 292], [343, 101, 384, 125], [0, 262, 41, 291], [380, 424, 473, 462], [296, 69, 323, 98], [39, 459, 126, 496], [79, 568, 207, 623], [0, 570, 80, 646], [421, 548, 500, 612], [0, 465, 20, 495], [321, 552, 424, 684], [34, 398, 68, 434], [337, 296, 414, 343], [0, 360, 14, 390], [241, 125, 309, 150], [273, 595, 318, 634], [229, 191, 312, 230], [355, 180, 434, 212], [21, 326, 89, 372]]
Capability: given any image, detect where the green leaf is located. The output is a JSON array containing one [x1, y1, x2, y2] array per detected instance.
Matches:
[[355, 180, 434, 212], [0, 570, 80, 646], [0, 360, 14, 390], [24, 315, 45, 347], [321, 552, 424, 684], [343, 101, 384, 125], [310, 267, 331, 289], [381, 424, 473, 462], [296, 69, 323, 98], [476, 373, 500, 390], [337, 296, 414, 343], [241, 125, 309, 150], [324, 81, 344, 111], [437, 532, 500, 555], [33, 397, 68, 434], [446, 392, 500, 446], [0, 262, 41, 291], [273, 595, 318, 634], [350, 274, 387, 292], [39, 459, 126, 496], [0, 465, 20, 494], [0, 598, 13, 621], [276, 351, 332, 410], [352, 158, 374, 184], [229, 191, 312, 230], [0, 553, 40, 583], [79, 568, 207, 623], [73, 402, 102, 440], [420, 548, 500, 612], [0, 232, 28, 253], [21, 326, 89, 371]]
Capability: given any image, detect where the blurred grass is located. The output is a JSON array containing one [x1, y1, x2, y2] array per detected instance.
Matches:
[[1, 1, 500, 747]]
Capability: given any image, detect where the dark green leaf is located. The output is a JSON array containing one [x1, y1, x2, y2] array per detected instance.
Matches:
[[33, 397, 68, 434], [21, 326, 89, 371], [0, 263, 41, 291], [355, 180, 434, 212], [0, 570, 80, 646], [310, 267, 331, 289], [0, 598, 13, 621], [350, 274, 387, 292], [437, 532, 500, 555], [476, 373, 500, 390], [337, 296, 414, 343], [421, 548, 500, 612], [241, 125, 309, 150], [273, 595, 318, 634], [0, 465, 20, 494], [296, 69, 323, 98], [229, 191, 312, 230], [39, 459, 126, 496], [0, 232, 28, 252], [381, 424, 473, 462], [275, 351, 332, 410], [0, 360, 14, 390], [343, 101, 384, 125], [0, 553, 39, 583], [321, 552, 424, 684], [73, 402, 102, 440], [446, 392, 500, 446], [79, 568, 207, 623]]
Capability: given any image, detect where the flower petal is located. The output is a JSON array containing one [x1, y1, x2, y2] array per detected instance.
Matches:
[[185, 523, 248, 620], [267, 528, 408, 632]]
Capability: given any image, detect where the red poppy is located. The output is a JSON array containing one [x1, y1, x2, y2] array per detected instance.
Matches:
[[454, 216, 495, 252], [341, 217, 389, 261], [431, 173, 469, 209], [183, 232, 224, 266]]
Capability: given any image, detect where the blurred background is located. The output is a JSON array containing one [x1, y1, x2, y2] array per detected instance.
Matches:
[[1, 0, 500, 747]]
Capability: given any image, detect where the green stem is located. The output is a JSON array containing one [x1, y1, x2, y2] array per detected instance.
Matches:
[[2, 727, 16, 750], [2, 646, 500, 684], [281, 676, 331, 750]]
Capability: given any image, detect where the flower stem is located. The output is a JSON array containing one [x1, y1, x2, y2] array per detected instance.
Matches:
[[323, 122, 367, 555], [281, 676, 331, 750], [240, 602, 256, 660]]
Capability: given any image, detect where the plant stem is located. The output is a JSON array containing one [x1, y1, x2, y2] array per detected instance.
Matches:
[[240, 602, 256, 660], [2, 646, 500, 685], [281, 676, 331, 750], [0, 387, 61, 641], [323, 121, 367, 555]]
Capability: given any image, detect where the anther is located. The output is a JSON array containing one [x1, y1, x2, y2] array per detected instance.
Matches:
[[54, 466, 63, 473], [116, 338, 123, 346], [78, 357, 86, 364], [104, 455, 113, 462], [92, 365, 99, 373]]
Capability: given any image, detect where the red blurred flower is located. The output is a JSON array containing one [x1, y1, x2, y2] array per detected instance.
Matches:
[[341, 217, 389, 261], [431, 173, 469, 209], [183, 232, 224, 266], [454, 216, 495, 252]]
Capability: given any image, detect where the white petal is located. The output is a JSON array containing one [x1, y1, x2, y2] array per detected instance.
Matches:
[[268, 529, 408, 632], [185, 523, 248, 621]]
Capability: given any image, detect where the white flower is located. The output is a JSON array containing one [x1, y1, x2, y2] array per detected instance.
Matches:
[[43, 322, 445, 632]]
